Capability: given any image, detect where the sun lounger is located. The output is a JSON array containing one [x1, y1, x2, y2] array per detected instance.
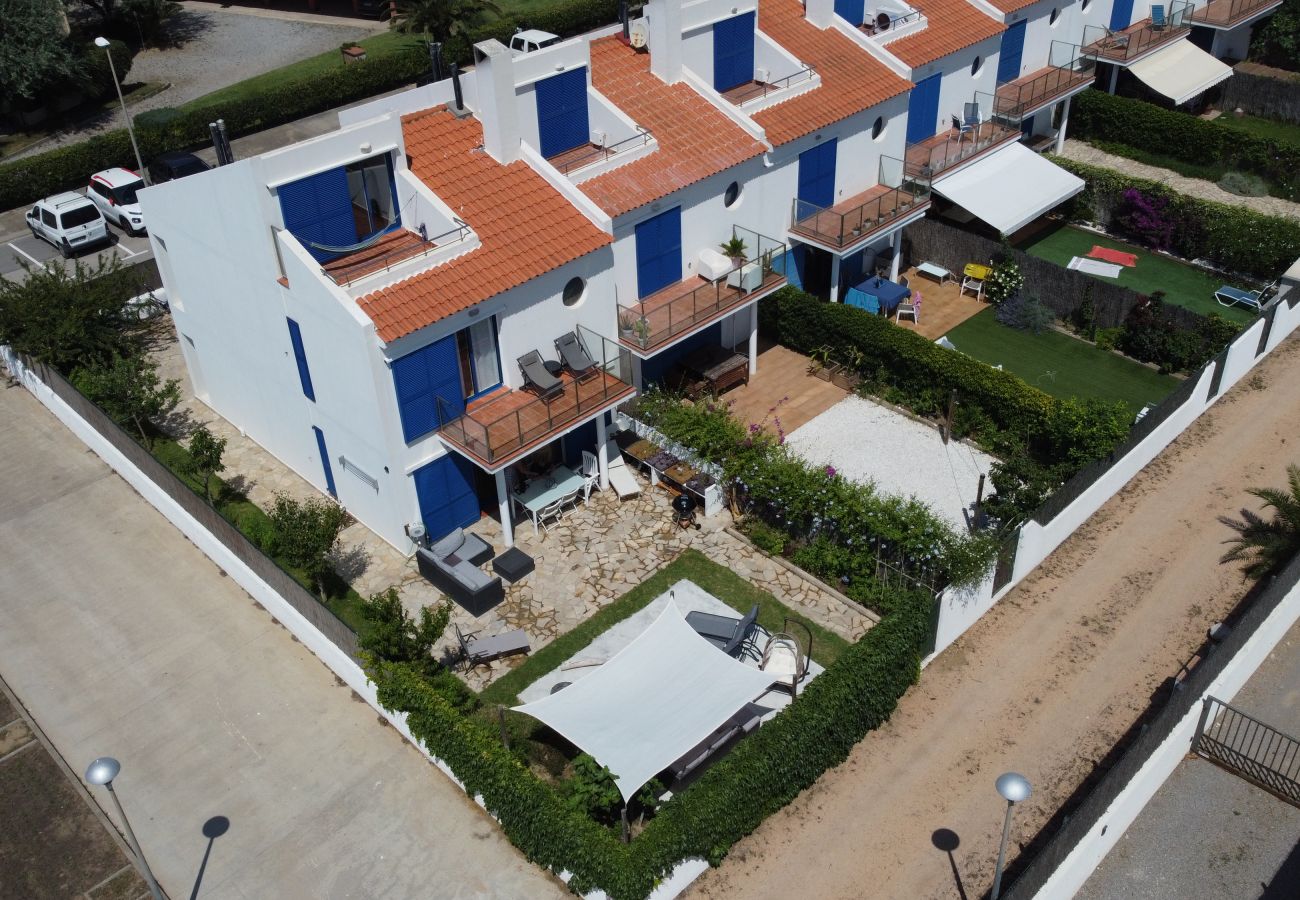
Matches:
[[555, 332, 598, 383], [518, 350, 563, 401], [686, 604, 760, 657], [455, 623, 530, 668], [1215, 281, 1274, 312], [604, 438, 641, 501], [1068, 256, 1123, 278]]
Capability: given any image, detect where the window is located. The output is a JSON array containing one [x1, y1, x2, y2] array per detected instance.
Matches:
[[40, 209, 55, 227], [562, 276, 586, 307], [724, 181, 742, 208], [391, 319, 501, 442], [345, 155, 396, 238], [871, 116, 885, 140], [286, 317, 315, 401], [60, 205, 100, 228], [1049, 7, 1060, 25], [457, 318, 501, 399], [971, 55, 983, 77], [113, 178, 144, 205]]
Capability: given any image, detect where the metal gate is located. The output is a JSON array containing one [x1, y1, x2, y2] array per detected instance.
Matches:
[[1193, 696, 1300, 807]]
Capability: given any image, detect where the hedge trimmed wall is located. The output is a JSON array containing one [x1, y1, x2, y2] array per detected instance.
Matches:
[[1069, 90, 1300, 201], [443, 0, 620, 64], [1051, 155, 1300, 280], [1218, 62, 1300, 126]]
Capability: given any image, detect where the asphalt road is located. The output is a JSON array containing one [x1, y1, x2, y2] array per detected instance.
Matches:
[[1, 218, 153, 282]]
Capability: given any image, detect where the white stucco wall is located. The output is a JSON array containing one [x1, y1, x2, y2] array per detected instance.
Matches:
[[911, 38, 1003, 137]]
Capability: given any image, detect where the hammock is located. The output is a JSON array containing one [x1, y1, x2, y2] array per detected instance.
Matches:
[[308, 223, 400, 256]]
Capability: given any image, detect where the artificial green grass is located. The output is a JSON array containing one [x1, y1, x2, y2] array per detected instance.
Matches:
[[480, 548, 849, 705], [1213, 113, 1300, 147], [1015, 222, 1257, 324], [944, 308, 1179, 412]]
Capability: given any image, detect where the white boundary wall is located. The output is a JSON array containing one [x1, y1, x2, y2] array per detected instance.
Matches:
[[1, 345, 706, 900]]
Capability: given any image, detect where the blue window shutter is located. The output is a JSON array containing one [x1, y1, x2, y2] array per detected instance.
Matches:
[[286, 318, 315, 401], [1109, 0, 1134, 31], [391, 334, 465, 443], [797, 139, 837, 209], [535, 68, 590, 158], [277, 166, 356, 262], [834, 0, 866, 24], [313, 426, 337, 498], [413, 454, 480, 543], [713, 13, 756, 92], [906, 73, 942, 144], [997, 21, 1027, 84], [634, 206, 682, 299]]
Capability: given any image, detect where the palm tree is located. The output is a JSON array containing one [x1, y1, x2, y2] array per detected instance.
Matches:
[[391, 0, 502, 43], [1220, 464, 1300, 579]]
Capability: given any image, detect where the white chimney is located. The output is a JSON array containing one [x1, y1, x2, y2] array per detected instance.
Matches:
[[647, 0, 684, 84], [806, 0, 835, 27], [472, 40, 520, 164]]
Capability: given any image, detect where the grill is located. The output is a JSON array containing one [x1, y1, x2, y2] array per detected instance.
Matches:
[[672, 493, 700, 530]]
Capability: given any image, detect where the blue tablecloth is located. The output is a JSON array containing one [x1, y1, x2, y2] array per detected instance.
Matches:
[[850, 276, 912, 312]]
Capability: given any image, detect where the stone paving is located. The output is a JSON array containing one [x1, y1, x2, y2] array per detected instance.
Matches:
[[152, 336, 874, 692]]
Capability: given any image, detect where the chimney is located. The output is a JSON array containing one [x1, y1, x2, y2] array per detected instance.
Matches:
[[472, 40, 521, 164], [805, 0, 835, 27], [646, 0, 684, 84]]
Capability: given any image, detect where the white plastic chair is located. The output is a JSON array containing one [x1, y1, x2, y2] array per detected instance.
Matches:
[[577, 450, 601, 506], [896, 295, 921, 325], [536, 499, 564, 537]]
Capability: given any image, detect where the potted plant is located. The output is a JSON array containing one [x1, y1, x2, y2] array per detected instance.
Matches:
[[619, 311, 635, 337], [340, 42, 366, 63], [832, 347, 864, 390], [808, 345, 840, 381], [720, 235, 748, 264], [633, 317, 652, 346]]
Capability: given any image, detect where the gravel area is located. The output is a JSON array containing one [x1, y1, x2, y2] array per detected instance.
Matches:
[[783, 394, 996, 531], [12, 4, 376, 159], [1058, 139, 1300, 221]]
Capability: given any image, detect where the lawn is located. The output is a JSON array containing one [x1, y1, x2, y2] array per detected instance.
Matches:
[[1015, 222, 1258, 324], [480, 548, 848, 706], [945, 308, 1179, 412], [1213, 112, 1300, 147]]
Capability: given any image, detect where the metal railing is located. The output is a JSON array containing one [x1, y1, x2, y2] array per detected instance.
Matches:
[[616, 227, 787, 352], [322, 221, 471, 287], [791, 156, 931, 248], [733, 65, 816, 106], [435, 327, 634, 465], [994, 43, 1096, 119], [860, 8, 924, 35], [550, 129, 653, 176], [1081, 2, 1193, 62], [1191, 0, 1279, 25], [905, 93, 1020, 179], [1194, 696, 1300, 806]]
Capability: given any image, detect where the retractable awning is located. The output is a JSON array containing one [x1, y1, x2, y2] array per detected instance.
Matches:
[[1129, 39, 1233, 105], [932, 142, 1085, 235]]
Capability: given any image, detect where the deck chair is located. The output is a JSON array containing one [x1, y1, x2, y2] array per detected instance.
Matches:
[[1102, 27, 1131, 51], [686, 604, 761, 658], [1150, 3, 1166, 30], [896, 295, 921, 325], [518, 350, 563, 401], [962, 101, 982, 139], [1215, 281, 1274, 312], [604, 438, 642, 501], [555, 331, 598, 383], [454, 623, 530, 669]]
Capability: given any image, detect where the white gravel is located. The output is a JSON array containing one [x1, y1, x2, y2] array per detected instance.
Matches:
[[784, 395, 997, 531]]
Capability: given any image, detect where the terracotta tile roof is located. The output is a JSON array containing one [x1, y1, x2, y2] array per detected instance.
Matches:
[[888, 0, 1005, 69], [580, 37, 767, 217], [358, 108, 610, 343], [985, 0, 1036, 13], [751, 0, 912, 145]]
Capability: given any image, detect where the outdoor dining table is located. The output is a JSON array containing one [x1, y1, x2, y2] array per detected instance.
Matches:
[[850, 275, 912, 314], [512, 465, 586, 536]]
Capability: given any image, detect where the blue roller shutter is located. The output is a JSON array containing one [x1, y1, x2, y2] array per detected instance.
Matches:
[[286, 317, 315, 401], [391, 334, 465, 443], [536, 67, 590, 158], [413, 454, 480, 542], [1110, 0, 1134, 31], [834, 0, 866, 25], [713, 12, 756, 92], [312, 426, 337, 498], [797, 139, 837, 209], [906, 73, 942, 144], [997, 21, 1027, 84], [635, 206, 682, 299], [277, 167, 357, 262]]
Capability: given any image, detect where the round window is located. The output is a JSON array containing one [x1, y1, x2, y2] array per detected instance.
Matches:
[[724, 181, 742, 208], [1049, 7, 1060, 25], [562, 276, 585, 307], [971, 55, 983, 77], [871, 116, 885, 140]]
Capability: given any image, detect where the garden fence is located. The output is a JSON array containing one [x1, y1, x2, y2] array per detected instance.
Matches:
[[17, 355, 362, 661], [1216, 63, 1300, 127]]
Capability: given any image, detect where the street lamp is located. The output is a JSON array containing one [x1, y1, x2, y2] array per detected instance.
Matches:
[[85, 757, 164, 900], [93, 37, 148, 184], [991, 771, 1032, 900]]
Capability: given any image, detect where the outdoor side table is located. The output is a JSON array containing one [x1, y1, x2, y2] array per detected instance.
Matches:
[[493, 546, 536, 583]]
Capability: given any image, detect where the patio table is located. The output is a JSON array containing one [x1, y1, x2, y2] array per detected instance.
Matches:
[[852, 275, 912, 313], [513, 465, 586, 536]]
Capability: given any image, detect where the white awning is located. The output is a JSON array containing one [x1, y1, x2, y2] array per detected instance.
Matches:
[[1129, 39, 1233, 105], [512, 599, 776, 802], [932, 142, 1085, 235]]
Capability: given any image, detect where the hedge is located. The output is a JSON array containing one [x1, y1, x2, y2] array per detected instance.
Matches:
[[1069, 90, 1300, 201], [442, 0, 621, 64], [1052, 155, 1300, 280]]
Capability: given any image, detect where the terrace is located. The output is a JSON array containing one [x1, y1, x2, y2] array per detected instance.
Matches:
[[544, 128, 654, 179], [791, 156, 931, 252], [905, 95, 1020, 180], [1189, 0, 1283, 27], [1081, 4, 1192, 64], [719, 65, 818, 110], [320, 229, 438, 287], [994, 42, 1097, 120]]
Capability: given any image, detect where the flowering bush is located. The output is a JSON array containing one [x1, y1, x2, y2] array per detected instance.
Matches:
[[1118, 188, 1175, 251], [983, 260, 1024, 305]]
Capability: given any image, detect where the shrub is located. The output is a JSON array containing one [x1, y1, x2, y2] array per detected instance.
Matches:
[[1217, 171, 1271, 197], [984, 259, 1024, 305], [1118, 293, 1240, 373], [1250, 0, 1300, 71], [742, 519, 789, 556], [1094, 326, 1123, 353], [996, 294, 1054, 334]]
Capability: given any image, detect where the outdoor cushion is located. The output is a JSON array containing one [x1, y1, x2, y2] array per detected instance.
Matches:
[[431, 529, 466, 558]]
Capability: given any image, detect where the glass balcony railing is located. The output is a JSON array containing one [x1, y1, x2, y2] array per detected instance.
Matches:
[[1190, 0, 1280, 26], [791, 155, 931, 248], [994, 43, 1096, 119], [1081, 2, 1192, 62], [905, 92, 1020, 179], [435, 326, 634, 466], [617, 227, 788, 353]]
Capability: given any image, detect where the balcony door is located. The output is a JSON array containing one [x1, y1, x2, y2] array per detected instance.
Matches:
[[536, 67, 590, 158], [1110, 0, 1134, 31], [997, 20, 1027, 84], [797, 139, 838, 210], [413, 453, 480, 543], [834, 0, 865, 26], [635, 206, 682, 299], [906, 73, 942, 144]]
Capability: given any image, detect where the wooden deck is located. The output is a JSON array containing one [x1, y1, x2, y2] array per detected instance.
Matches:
[[321, 229, 435, 285], [1082, 18, 1187, 63], [721, 80, 771, 105], [905, 122, 1019, 178], [621, 269, 786, 354], [1190, 0, 1282, 26], [724, 341, 848, 436], [889, 265, 989, 340], [994, 64, 1095, 118]]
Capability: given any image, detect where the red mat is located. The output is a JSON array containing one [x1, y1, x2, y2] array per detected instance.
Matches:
[[1088, 245, 1138, 267]]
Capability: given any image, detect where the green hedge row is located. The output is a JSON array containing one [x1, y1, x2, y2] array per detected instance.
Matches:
[[442, 0, 620, 64], [1052, 155, 1300, 280], [1069, 90, 1300, 201], [372, 579, 931, 898]]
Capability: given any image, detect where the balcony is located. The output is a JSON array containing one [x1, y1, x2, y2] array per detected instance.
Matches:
[[546, 129, 654, 178], [995, 43, 1097, 119], [905, 93, 1020, 180], [319, 221, 473, 290], [857, 6, 928, 45], [617, 228, 787, 355], [1082, 4, 1192, 64], [1189, 0, 1283, 26], [720, 65, 817, 110], [436, 327, 635, 469], [791, 156, 930, 252]]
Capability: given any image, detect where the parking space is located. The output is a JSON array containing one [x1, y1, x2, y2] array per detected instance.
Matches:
[[1, 226, 152, 282]]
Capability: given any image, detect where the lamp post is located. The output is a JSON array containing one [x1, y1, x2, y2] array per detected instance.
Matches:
[[85, 757, 164, 900], [93, 37, 148, 184], [991, 771, 1032, 900]]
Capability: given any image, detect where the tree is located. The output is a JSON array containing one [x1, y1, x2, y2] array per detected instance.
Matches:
[[267, 493, 350, 602], [1250, 0, 1300, 70], [391, 0, 501, 42], [187, 424, 226, 504], [357, 587, 451, 679], [71, 354, 180, 448], [1220, 465, 1300, 580], [0, 0, 81, 101]]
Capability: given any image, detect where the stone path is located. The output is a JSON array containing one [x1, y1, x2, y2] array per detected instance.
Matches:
[[1057, 139, 1300, 220]]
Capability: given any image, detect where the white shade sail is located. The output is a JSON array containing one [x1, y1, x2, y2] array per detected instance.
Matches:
[[933, 142, 1085, 235], [512, 599, 776, 802], [1129, 40, 1233, 106]]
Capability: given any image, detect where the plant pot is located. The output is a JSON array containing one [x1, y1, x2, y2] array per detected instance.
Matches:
[[831, 370, 860, 390]]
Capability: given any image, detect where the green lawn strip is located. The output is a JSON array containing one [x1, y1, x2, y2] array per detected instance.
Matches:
[[1213, 113, 1300, 147], [1016, 222, 1256, 324], [179, 31, 424, 112], [1088, 139, 1289, 201], [480, 548, 848, 706], [151, 437, 369, 632], [944, 308, 1178, 412]]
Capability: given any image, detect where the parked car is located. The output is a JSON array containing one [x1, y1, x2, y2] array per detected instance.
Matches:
[[147, 151, 211, 184], [87, 167, 147, 235], [510, 29, 560, 56], [25, 193, 110, 259]]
